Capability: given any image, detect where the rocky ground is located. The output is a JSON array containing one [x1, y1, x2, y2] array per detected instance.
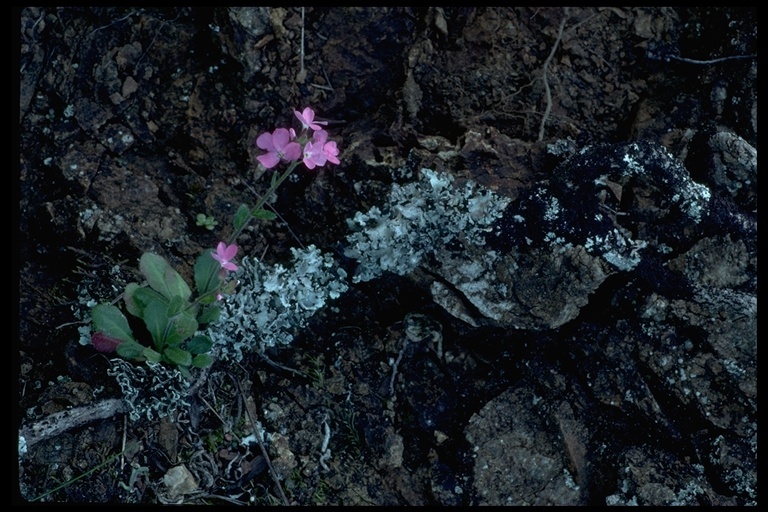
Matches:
[[16, 7, 756, 505]]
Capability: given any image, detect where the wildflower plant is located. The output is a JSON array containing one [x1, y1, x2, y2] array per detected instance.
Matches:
[[89, 107, 339, 378]]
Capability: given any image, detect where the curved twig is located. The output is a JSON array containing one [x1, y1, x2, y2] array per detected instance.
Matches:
[[538, 8, 569, 142]]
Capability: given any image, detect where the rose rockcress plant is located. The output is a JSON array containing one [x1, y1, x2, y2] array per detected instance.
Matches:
[[89, 107, 340, 378]]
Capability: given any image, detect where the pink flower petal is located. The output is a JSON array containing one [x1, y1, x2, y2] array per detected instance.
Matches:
[[272, 128, 291, 149], [313, 129, 328, 144], [256, 132, 274, 151], [257, 153, 279, 168], [283, 142, 302, 161], [222, 243, 238, 260]]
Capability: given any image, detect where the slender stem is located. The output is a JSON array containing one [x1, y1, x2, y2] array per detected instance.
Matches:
[[228, 160, 300, 245], [229, 160, 299, 245]]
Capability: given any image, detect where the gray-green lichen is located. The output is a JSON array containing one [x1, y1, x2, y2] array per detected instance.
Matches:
[[208, 245, 348, 362], [108, 358, 190, 422], [344, 168, 511, 283]]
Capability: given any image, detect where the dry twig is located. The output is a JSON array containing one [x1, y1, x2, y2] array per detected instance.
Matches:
[[538, 8, 569, 142], [235, 375, 290, 505]]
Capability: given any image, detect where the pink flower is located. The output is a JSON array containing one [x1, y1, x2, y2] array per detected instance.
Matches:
[[322, 140, 340, 165], [302, 141, 327, 170], [256, 128, 301, 169], [294, 107, 328, 131], [313, 129, 329, 144], [211, 242, 239, 272], [311, 130, 340, 166]]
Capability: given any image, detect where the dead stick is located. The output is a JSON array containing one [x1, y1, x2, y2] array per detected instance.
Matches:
[[538, 8, 569, 142], [19, 398, 126, 449]]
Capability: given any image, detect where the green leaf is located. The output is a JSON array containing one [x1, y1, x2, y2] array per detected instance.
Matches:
[[192, 353, 214, 368], [164, 347, 192, 367], [116, 340, 147, 360], [164, 266, 192, 301], [123, 283, 142, 317], [91, 304, 136, 344], [194, 250, 222, 297], [186, 334, 213, 355], [139, 253, 172, 297], [164, 312, 198, 347], [196, 304, 221, 325], [232, 204, 250, 234], [199, 294, 216, 305], [222, 280, 238, 295], [251, 208, 277, 220], [139, 253, 191, 301], [166, 295, 188, 317], [143, 347, 162, 363], [131, 286, 169, 313], [143, 299, 169, 349]]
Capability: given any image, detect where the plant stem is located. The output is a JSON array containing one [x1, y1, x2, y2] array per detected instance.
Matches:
[[227, 160, 300, 244]]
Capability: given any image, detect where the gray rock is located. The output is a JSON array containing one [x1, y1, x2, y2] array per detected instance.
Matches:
[[465, 386, 586, 505]]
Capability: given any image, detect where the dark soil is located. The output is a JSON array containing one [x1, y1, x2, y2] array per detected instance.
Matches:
[[16, 7, 756, 505]]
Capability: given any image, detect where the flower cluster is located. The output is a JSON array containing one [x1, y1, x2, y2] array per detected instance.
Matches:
[[256, 107, 340, 170]]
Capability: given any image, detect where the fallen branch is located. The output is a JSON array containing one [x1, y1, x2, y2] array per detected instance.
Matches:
[[19, 398, 126, 450]]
